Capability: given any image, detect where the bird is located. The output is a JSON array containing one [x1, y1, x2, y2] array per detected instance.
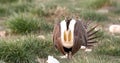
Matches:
[[53, 17, 98, 59]]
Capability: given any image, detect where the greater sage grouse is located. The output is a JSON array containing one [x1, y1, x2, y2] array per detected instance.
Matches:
[[53, 17, 98, 59]]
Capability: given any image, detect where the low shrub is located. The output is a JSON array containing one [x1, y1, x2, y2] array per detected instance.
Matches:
[[88, 0, 111, 9], [22, 36, 55, 58], [7, 14, 40, 34], [0, 0, 17, 3], [0, 36, 58, 63], [95, 32, 120, 56], [110, 2, 120, 15], [0, 0, 32, 4], [79, 10, 108, 21], [0, 0, 32, 17], [0, 5, 10, 16], [0, 39, 35, 63], [111, 8, 120, 15], [30, 7, 49, 17], [9, 2, 31, 13], [39, 19, 54, 32]]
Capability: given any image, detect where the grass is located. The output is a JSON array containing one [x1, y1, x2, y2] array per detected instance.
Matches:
[[39, 19, 54, 32], [7, 14, 40, 34], [59, 52, 120, 63], [69, 0, 112, 10], [0, 0, 32, 17], [0, 35, 58, 63], [30, 7, 48, 17], [0, 0, 32, 3], [79, 10, 108, 21], [0, 0, 120, 63], [59, 30, 120, 63], [0, 0, 17, 3], [6, 14, 54, 34], [0, 38, 35, 63], [111, 8, 120, 15], [88, 0, 111, 9], [0, 5, 10, 16], [95, 32, 120, 56], [110, 1, 120, 15], [9, 2, 31, 13], [2, 32, 120, 63]]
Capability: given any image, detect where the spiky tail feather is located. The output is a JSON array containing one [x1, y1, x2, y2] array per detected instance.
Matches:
[[83, 21, 99, 49], [88, 27, 99, 48]]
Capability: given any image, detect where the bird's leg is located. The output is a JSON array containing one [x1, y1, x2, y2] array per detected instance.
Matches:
[[68, 52, 72, 59]]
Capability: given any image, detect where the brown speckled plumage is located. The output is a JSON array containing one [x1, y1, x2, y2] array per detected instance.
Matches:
[[53, 18, 98, 59]]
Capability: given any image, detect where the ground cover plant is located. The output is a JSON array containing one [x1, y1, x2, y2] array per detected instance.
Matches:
[[0, 0, 120, 63]]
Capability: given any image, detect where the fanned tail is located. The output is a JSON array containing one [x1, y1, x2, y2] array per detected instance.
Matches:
[[82, 21, 99, 49], [87, 24, 99, 48]]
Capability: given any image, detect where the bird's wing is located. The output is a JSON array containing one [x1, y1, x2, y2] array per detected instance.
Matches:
[[71, 20, 87, 55], [53, 22, 66, 55]]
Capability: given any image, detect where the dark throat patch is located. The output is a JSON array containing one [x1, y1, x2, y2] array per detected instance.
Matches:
[[66, 19, 71, 30]]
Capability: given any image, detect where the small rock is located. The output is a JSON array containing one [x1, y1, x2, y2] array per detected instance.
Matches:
[[97, 9, 109, 14], [118, 18, 120, 21], [109, 25, 120, 35], [85, 48, 92, 52], [0, 30, 7, 38], [0, 27, 4, 30], [36, 57, 45, 63], [47, 55, 60, 63], [60, 54, 68, 59], [0, 60, 5, 63], [37, 35, 45, 39], [80, 46, 86, 50]]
